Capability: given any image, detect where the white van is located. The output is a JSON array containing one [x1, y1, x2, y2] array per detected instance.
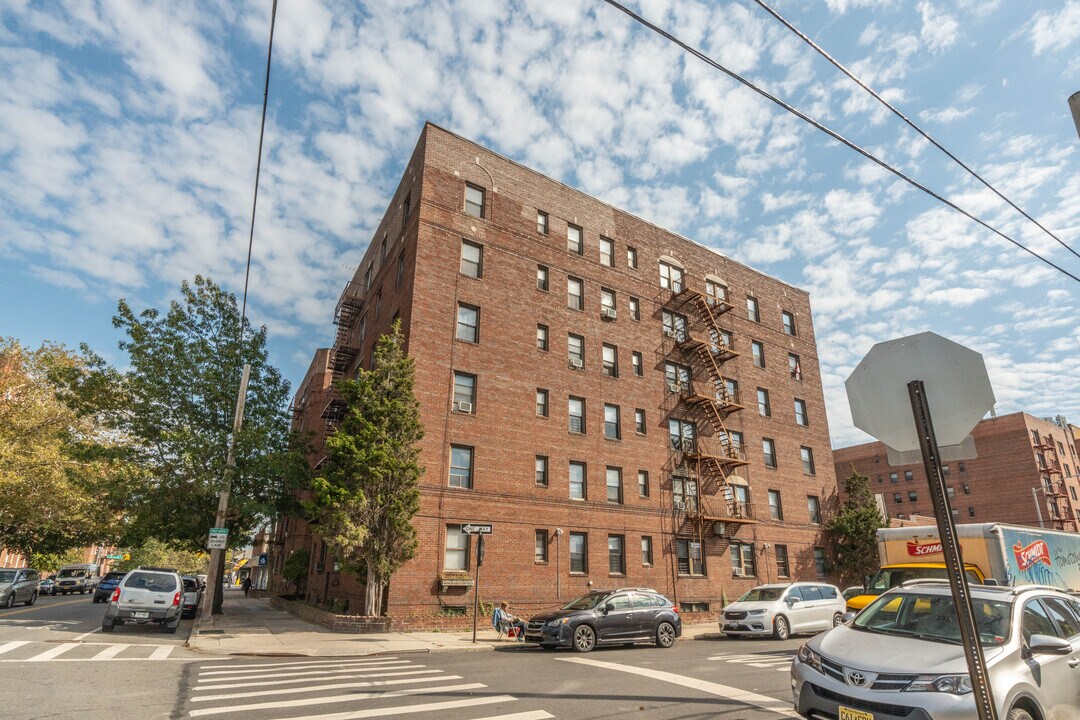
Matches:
[[55, 563, 100, 595]]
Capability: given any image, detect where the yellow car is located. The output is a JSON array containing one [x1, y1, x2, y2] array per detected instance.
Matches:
[[845, 562, 986, 612]]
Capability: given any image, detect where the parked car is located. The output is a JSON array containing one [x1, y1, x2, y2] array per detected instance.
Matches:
[[0, 568, 40, 608], [39, 576, 57, 596], [720, 582, 847, 640], [93, 571, 127, 603], [55, 563, 100, 595], [180, 575, 202, 618], [792, 581, 1080, 720], [102, 567, 183, 633], [841, 586, 864, 602], [524, 587, 682, 652]]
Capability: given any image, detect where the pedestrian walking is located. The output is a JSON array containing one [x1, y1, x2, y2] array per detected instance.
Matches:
[[242, 576, 252, 597]]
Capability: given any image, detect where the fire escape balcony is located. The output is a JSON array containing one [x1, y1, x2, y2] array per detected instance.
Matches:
[[328, 281, 366, 380], [670, 437, 750, 471], [1042, 481, 1069, 497], [682, 383, 744, 419]]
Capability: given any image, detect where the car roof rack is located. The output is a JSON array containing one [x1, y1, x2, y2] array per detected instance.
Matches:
[[137, 566, 179, 573], [614, 587, 658, 593], [1008, 584, 1068, 596]]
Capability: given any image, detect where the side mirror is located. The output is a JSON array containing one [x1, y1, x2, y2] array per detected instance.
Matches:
[[841, 611, 857, 624], [1028, 634, 1073, 655], [786, 597, 798, 606], [600, 603, 612, 614], [863, 576, 871, 590]]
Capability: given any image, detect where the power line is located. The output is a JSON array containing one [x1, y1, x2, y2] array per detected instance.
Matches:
[[599, 0, 1080, 285], [751, 0, 1080, 262]]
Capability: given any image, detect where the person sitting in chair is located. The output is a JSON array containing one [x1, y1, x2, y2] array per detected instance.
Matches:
[[492, 602, 527, 641]]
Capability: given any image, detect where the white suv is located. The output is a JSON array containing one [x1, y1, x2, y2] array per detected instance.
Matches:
[[102, 567, 183, 634], [721, 582, 847, 640]]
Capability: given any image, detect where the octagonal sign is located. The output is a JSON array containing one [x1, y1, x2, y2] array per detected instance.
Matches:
[[845, 332, 995, 453]]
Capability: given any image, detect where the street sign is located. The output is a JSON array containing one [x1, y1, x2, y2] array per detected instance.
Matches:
[[207, 527, 229, 550], [105, 554, 124, 560], [258, 553, 268, 566], [460, 523, 492, 535]]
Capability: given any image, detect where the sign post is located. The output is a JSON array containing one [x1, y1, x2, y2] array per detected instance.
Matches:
[[846, 332, 998, 720], [461, 523, 493, 644]]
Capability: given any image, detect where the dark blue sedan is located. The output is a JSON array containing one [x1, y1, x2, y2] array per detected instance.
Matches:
[[92, 571, 127, 603]]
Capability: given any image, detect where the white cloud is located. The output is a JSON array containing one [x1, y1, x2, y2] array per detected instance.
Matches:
[[1027, 2, 1080, 55], [918, 2, 960, 52]]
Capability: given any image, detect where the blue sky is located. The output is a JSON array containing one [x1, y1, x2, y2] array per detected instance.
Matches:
[[2, 0, 1078, 449]]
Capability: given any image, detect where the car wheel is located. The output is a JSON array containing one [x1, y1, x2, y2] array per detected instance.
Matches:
[[656, 621, 677, 648], [832, 612, 843, 627], [1006, 707, 1034, 720], [101, 620, 115, 633], [4, 594, 14, 609], [24, 592, 37, 607], [539, 644, 558, 651], [164, 621, 179, 635], [572, 624, 596, 653], [773, 615, 790, 640]]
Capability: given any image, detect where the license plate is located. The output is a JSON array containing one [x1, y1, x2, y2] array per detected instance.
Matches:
[[727, 622, 740, 629], [839, 706, 873, 720], [132, 611, 149, 618]]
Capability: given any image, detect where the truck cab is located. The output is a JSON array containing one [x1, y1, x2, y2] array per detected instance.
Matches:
[[846, 562, 986, 612]]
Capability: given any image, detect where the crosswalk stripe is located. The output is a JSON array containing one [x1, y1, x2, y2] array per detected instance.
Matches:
[[149, 646, 173, 660], [193, 668, 441, 691], [197, 661, 412, 682], [466, 712, 555, 720], [0, 641, 31, 656], [198, 659, 410, 677], [187, 682, 487, 717], [284, 695, 518, 720], [28, 643, 80, 662], [198, 656, 399, 671], [91, 644, 130, 660], [192, 673, 462, 702]]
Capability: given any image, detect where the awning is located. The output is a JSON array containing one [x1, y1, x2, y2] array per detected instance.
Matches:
[[726, 475, 748, 486]]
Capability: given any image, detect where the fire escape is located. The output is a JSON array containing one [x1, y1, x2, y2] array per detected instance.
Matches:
[[660, 281, 755, 567], [1035, 433, 1076, 532], [320, 281, 366, 430]]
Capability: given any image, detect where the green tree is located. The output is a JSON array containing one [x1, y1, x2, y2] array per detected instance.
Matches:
[[114, 538, 209, 575], [281, 548, 310, 596], [307, 321, 424, 616], [826, 468, 887, 584]]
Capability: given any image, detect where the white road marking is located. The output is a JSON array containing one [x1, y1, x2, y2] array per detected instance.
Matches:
[[148, 645, 173, 660], [0, 641, 30, 655], [197, 659, 410, 676], [466, 712, 554, 720], [73, 627, 101, 641], [192, 673, 462, 702], [198, 656, 400, 671], [27, 643, 80, 662], [557, 657, 799, 718], [192, 668, 440, 690], [187, 682, 487, 717], [91, 644, 130, 660], [284, 695, 517, 720], [197, 661, 412, 681]]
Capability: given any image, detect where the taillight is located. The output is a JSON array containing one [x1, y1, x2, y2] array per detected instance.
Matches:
[[672, 605, 680, 614], [172, 592, 181, 606], [110, 587, 121, 602]]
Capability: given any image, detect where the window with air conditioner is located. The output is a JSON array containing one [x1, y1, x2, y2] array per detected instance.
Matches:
[[568, 333, 584, 368], [452, 372, 475, 413]]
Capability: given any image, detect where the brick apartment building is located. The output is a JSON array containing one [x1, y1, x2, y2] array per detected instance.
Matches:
[[834, 412, 1080, 532], [272, 123, 838, 625]]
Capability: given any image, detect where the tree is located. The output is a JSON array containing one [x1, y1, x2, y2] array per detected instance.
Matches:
[[307, 321, 424, 616], [114, 539, 209, 575], [281, 548, 310, 597], [826, 468, 887, 584]]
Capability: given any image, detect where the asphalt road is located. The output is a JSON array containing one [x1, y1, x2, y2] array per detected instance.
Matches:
[[2, 595, 807, 720]]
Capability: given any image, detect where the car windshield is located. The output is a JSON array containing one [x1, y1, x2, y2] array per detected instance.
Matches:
[[57, 569, 85, 578], [124, 572, 177, 592], [738, 588, 782, 602], [0, 570, 17, 583], [853, 592, 1011, 646], [104, 573, 126, 582], [560, 593, 607, 611]]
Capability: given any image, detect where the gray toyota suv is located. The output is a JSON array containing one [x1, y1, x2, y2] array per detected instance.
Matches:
[[102, 567, 183, 634]]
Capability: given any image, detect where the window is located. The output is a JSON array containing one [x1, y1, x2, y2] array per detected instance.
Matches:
[[608, 535, 625, 574], [380, 235, 388, 263], [569, 533, 587, 573], [568, 333, 584, 367], [535, 530, 548, 562], [959, 462, 967, 474], [569, 461, 587, 500], [460, 240, 483, 278], [627, 246, 638, 269], [567, 276, 584, 310], [789, 353, 802, 380], [782, 310, 796, 336], [600, 288, 616, 316], [747, 296, 760, 322], [775, 545, 790, 577], [535, 455, 548, 486], [662, 310, 688, 340], [600, 237, 614, 267], [807, 495, 821, 524], [374, 290, 382, 319], [673, 477, 698, 513], [659, 261, 684, 292], [669, 418, 697, 453], [813, 548, 827, 578], [453, 372, 475, 411], [905, 470, 914, 482], [602, 344, 618, 377], [724, 378, 740, 405], [942, 464, 951, 476], [801, 446, 816, 475], [445, 525, 469, 571], [569, 397, 585, 434], [1031, 429, 1041, 446], [402, 194, 411, 220], [768, 490, 784, 520], [536, 389, 549, 417], [890, 472, 898, 483], [567, 224, 582, 254], [763, 438, 777, 468], [536, 324, 548, 351], [456, 304, 479, 343], [396, 252, 405, 287], [358, 315, 367, 348], [363, 264, 372, 290], [536, 265, 549, 292], [757, 388, 771, 417], [537, 210, 548, 234], [606, 467, 622, 504], [794, 398, 808, 426], [629, 296, 640, 320], [733, 484, 751, 516], [449, 446, 474, 488], [946, 486, 955, 499], [908, 491, 918, 502], [632, 351, 643, 376], [638, 470, 649, 497], [751, 341, 765, 368], [677, 539, 704, 576], [705, 279, 728, 306], [968, 506, 976, 517], [893, 493, 903, 503], [464, 183, 485, 218], [641, 536, 653, 565], [604, 404, 620, 440], [730, 542, 754, 576], [635, 408, 646, 434]]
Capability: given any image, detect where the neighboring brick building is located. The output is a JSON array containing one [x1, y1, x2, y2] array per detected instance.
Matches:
[[272, 123, 838, 625], [834, 412, 1080, 532]]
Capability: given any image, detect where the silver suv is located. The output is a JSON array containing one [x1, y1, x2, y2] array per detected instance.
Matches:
[[792, 582, 1080, 720], [721, 582, 847, 640], [102, 567, 183, 634]]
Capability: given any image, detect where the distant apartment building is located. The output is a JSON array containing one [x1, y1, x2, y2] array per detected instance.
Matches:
[[834, 413, 1080, 532], [272, 123, 838, 624]]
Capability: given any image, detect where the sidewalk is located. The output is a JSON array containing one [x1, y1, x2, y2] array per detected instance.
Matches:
[[188, 593, 721, 657]]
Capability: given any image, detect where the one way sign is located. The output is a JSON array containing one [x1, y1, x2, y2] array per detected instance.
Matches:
[[461, 523, 493, 535]]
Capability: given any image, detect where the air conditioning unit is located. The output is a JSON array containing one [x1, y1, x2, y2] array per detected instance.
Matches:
[[666, 381, 681, 394], [672, 500, 685, 512], [569, 358, 584, 369], [453, 401, 473, 414], [601, 307, 617, 320], [663, 328, 676, 338], [732, 567, 745, 578]]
